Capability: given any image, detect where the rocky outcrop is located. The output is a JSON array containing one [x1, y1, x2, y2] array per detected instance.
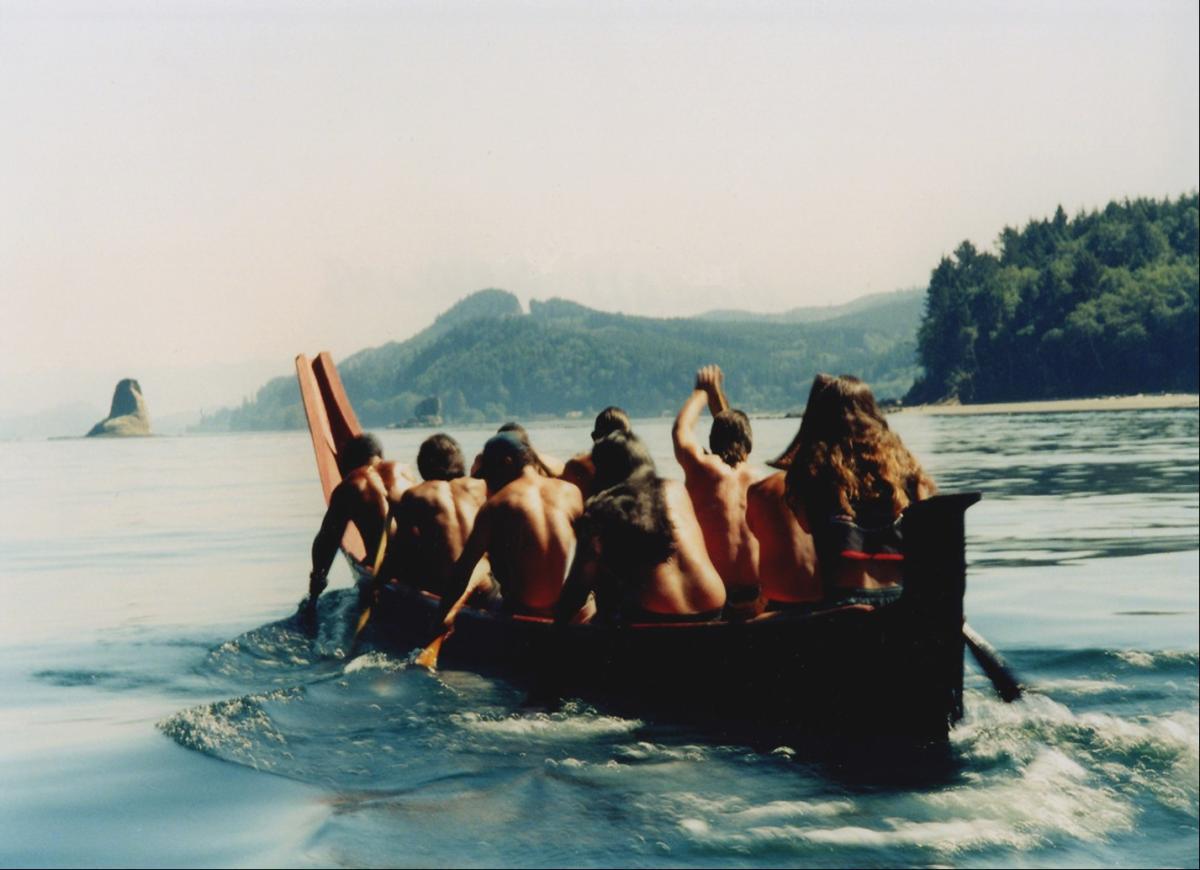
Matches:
[[389, 396, 444, 429], [86, 379, 152, 437]]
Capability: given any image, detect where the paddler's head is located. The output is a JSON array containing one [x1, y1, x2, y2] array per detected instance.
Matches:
[[795, 373, 886, 449], [784, 372, 929, 520], [417, 433, 465, 481], [591, 430, 655, 492], [591, 406, 632, 442], [495, 421, 553, 476], [475, 432, 533, 493], [338, 433, 383, 476], [710, 409, 752, 468]]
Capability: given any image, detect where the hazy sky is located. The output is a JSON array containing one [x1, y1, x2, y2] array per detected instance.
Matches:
[[1, 0, 1197, 417]]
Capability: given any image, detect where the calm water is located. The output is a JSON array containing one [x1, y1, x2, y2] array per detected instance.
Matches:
[[1, 410, 1196, 868]]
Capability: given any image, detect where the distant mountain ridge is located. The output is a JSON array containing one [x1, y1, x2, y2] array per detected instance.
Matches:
[[699, 288, 924, 325], [194, 287, 923, 431]]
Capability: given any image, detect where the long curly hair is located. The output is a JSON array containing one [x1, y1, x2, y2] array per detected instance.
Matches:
[[582, 432, 676, 571], [784, 374, 935, 521]]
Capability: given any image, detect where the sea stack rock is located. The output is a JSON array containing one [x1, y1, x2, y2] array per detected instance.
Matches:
[[86, 379, 152, 437]]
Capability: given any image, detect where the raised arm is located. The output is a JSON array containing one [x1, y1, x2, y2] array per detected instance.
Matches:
[[673, 373, 712, 472], [703, 364, 729, 416]]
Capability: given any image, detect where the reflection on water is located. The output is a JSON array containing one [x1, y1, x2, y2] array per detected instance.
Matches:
[[2, 408, 1197, 868]]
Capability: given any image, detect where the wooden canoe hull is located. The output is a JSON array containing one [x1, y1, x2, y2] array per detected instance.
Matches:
[[370, 579, 963, 737], [296, 351, 975, 740]]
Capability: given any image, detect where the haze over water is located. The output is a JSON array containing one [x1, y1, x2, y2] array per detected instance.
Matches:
[[0, 408, 1196, 867]]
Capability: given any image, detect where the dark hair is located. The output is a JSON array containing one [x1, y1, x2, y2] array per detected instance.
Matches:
[[591, 406, 632, 441], [710, 409, 752, 467], [591, 430, 655, 491], [417, 433, 465, 481], [339, 433, 383, 475], [477, 432, 534, 490], [580, 473, 676, 575], [784, 373, 935, 521], [496, 421, 553, 476], [581, 431, 675, 574]]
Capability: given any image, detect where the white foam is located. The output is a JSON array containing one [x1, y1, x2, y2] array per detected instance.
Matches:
[[670, 749, 1129, 857], [451, 710, 641, 740], [956, 689, 1198, 818], [923, 747, 1134, 843], [732, 799, 857, 823], [343, 652, 406, 674], [1115, 650, 1156, 668], [1112, 649, 1198, 668], [1033, 677, 1126, 696], [656, 693, 1193, 860], [745, 819, 1040, 852], [615, 741, 709, 763]]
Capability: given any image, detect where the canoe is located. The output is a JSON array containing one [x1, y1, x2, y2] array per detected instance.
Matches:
[[296, 352, 979, 740]]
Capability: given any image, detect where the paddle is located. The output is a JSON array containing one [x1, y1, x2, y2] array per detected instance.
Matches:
[[962, 621, 1023, 702], [349, 525, 391, 649], [414, 581, 478, 671]]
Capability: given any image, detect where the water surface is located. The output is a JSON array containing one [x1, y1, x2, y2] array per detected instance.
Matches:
[[1, 410, 1196, 867]]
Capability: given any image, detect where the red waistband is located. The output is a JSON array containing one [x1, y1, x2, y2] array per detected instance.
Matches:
[[840, 549, 904, 562]]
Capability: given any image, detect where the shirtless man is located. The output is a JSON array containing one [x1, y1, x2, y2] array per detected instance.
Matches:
[[439, 432, 584, 622], [301, 433, 416, 618], [746, 472, 821, 607], [382, 434, 492, 600], [554, 432, 726, 624], [559, 406, 633, 497], [672, 365, 761, 616]]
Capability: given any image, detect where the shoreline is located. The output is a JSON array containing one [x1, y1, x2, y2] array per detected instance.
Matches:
[[893, 393, 1198, 416]]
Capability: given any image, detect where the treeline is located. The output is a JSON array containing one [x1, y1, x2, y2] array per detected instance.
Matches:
[[908, 194, 1199, 403], [195, 288, 923, 431]]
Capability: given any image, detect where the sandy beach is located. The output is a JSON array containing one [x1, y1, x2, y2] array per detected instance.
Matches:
[[894, 393, 1199, 416]]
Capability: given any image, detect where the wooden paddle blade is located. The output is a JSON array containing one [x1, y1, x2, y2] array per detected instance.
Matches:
[[353, 605, 372, 639], [414, 629, 451, 671], [963, 622, 1023, 702]]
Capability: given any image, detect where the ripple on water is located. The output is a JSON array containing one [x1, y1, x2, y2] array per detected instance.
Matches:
[[158, 687, 302, 771]]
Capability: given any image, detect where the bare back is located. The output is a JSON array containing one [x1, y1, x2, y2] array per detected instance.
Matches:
[[480, 468, 583, 615], [636, 480, 727, 615], [672, 385, 759, 594], [680, 456, 760, 592], [390, 477, 487, 594], [559, 453, 595, 498], [334, 460, 416, 565], [746, 471, 820, 604]]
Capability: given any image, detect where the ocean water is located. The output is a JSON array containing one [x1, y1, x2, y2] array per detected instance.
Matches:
[[1, 410, 1196, 868]]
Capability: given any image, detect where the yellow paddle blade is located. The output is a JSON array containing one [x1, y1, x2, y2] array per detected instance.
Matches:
[[353, 605, 372, 639], [414, 629, 451, 671]]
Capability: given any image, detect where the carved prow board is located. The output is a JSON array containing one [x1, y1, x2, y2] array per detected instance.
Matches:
[[295, 353, 367, 561]]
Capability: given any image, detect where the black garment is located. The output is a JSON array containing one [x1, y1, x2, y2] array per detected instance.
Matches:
[[626, 607, 723, 625], [811, 501, 905, 597], [824, 585, 903, 607]]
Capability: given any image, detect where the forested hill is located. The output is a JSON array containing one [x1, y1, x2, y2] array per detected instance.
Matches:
[[194, 288, 922, 431], [907, 193, 1199, 403]]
